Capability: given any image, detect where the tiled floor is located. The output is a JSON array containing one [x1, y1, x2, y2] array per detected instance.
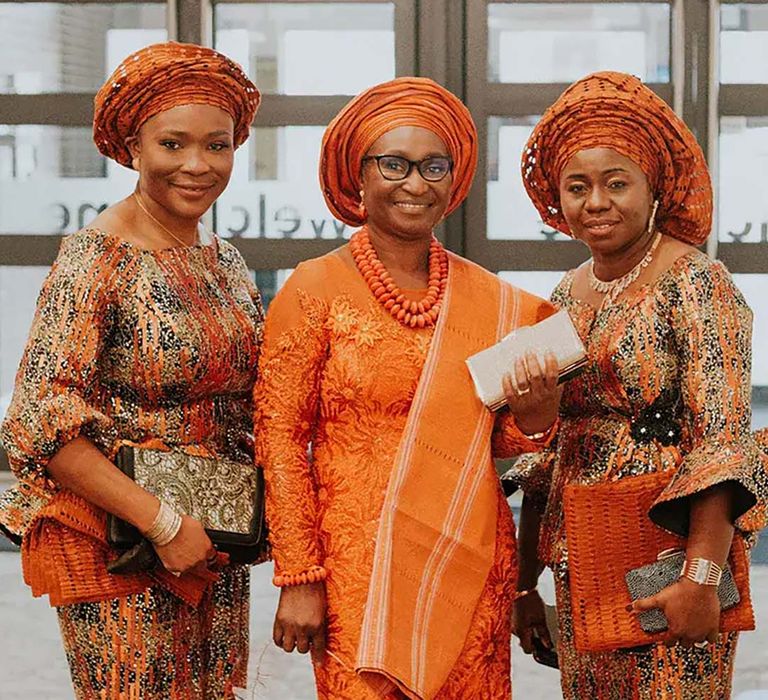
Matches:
[[0, 553, 766, 699]]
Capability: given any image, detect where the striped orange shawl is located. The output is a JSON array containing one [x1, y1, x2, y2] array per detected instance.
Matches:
[[356, 254, 551, 699]]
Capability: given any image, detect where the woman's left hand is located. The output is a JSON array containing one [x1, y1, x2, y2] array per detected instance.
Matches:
[[502, 351, 560, 436], [631, 578, 721, 647]]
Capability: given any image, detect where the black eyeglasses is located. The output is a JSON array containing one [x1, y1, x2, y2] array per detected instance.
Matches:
[[362, 154, 453, 182]]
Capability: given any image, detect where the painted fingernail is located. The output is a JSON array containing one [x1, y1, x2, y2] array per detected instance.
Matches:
[[625, 604, 633, 612]]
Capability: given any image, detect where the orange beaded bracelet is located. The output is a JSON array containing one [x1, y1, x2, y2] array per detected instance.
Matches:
[[272, 565, 328, 588]]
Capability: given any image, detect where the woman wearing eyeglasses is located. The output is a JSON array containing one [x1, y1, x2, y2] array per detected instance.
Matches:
[[255, 77, 561, 699]]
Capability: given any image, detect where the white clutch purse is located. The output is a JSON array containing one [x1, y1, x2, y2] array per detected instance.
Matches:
[[466, 310, 587, 411]]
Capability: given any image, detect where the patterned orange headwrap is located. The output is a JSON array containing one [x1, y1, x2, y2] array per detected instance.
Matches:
[[93, 42, 260, 168], [320, 77, 478, 227], [522, 71, 712, 245]]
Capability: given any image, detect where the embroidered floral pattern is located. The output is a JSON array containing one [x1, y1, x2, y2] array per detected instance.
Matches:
[[255, 252, 531, 699]]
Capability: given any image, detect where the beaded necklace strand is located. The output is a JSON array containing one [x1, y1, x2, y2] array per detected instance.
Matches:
[[349, 227, 448, 328]]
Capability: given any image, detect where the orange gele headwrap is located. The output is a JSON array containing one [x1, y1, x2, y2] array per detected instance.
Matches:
[[522, 71, 712, 245], [320, 77, 478, 227], [93, 42, 260, 168]]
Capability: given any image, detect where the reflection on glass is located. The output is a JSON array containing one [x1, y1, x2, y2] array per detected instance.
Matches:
[[214, 3, 395, 95], [497, 270, 565, 300], [487, 116, 569, 240], [718, 117, 768, 243], [0, 266, 50, 422], [217, 126, 348, 240], [0, 126, 136, 234], [720, 5, 768, 84], [0, 3, 166, 94], [488, 3, 670, 83]]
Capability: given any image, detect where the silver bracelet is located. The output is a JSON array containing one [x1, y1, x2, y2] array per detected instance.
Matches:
[[680, 557, 723, 586], [144, 500, 182, 547]]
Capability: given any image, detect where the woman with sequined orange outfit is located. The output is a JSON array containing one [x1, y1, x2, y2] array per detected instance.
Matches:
[[256, 77, 560, 700], [0, 43, 263, 699], [511, 71, 767, 699]]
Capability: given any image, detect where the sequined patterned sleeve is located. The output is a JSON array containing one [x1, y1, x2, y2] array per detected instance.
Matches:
[[255, 263, 330, 585], [756, 428, 768, 454], [649, 260, 767, 535], [502, 447, 557, 514], [0, 234, 122, 488]]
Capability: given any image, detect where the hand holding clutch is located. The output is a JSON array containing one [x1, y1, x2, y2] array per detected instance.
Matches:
[[466, 310, 587, 412], [502, 351, 560, 437]]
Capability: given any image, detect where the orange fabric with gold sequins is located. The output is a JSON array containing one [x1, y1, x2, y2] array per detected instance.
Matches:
[[0, 229, 264, 610], [319, 77, 478, 227], [522, 71, 713, 245], [93, 41, 260, 167], [512, 251, 766, 698]]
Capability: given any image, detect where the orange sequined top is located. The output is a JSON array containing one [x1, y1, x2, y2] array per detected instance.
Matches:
[[0, 228, 263, 605], [514, 252, 767, 566]]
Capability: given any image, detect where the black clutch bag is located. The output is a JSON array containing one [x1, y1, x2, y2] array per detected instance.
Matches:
[[107, 445, 266, 574], [625, 549, 740, 634]]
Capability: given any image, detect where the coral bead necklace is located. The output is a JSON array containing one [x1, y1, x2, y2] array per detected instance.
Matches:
[[350, 227, 449, 328]]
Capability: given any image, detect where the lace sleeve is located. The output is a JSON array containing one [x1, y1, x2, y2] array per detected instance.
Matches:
[[255, 263, 331, 585]]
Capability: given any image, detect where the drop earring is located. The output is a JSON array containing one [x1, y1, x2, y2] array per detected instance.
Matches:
[[647, 199, 659, 235]]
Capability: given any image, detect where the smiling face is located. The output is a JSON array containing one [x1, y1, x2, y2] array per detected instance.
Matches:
[[360, 126, 453, 241], [558, 147, 655, 256], [127, 103, 235, 222]]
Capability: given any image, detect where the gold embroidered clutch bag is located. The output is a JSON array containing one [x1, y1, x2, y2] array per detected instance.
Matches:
[[466, 310, 587, 411], [107, 445, 265, 569]]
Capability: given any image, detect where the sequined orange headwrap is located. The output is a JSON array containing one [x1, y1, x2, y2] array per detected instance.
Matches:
[[93, 42, 260, 168], [522, 71, 712, 245], [320, 77, 478, 227]]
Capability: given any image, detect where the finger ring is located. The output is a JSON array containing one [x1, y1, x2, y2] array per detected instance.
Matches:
[[516, 386, 531, 396], [693, 641, 709, 649]]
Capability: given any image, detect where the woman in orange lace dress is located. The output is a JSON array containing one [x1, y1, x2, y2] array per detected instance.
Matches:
[[0, 43, 263, 699], [511, 72, 767, 699], [256, 77, 560, 700]]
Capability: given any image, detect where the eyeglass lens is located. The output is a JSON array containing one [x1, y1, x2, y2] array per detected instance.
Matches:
[[376, 155, 452, 182]]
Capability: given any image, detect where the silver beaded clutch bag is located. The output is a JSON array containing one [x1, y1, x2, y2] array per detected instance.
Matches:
[[107, 445, 265, 568], [625, 549, 740, 634], [466, 310, 587, 411]]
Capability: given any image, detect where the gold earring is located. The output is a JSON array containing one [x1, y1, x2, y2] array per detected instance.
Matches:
[[647, 199, 660, 235]]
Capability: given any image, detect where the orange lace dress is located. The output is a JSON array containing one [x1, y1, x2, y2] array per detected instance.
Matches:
[[0, 228, 264, 700], [256, 249, 548, 700]]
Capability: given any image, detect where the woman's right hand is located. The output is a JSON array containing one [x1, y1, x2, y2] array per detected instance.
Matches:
[[274, 582, 327, 657], [153, 514, 218, 576], [512, 590, 553, 655], [502, 351, 560, 436]]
